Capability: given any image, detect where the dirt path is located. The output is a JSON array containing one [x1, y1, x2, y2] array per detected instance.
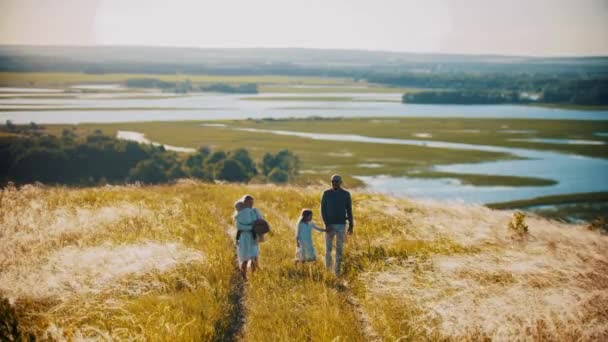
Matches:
[[209, 211, 247, 342], [340, 284, 382, 342], [263, 205, 381, 341]]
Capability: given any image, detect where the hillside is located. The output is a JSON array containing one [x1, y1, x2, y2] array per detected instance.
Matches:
[[1, 182, 607, 341]]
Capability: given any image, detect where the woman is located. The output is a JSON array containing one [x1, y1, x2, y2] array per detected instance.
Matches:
[[234, 194, 263, 279]]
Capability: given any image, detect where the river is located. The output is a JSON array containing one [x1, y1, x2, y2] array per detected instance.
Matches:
[[1, 92, 607, 123], [2, 89, 607, 205]]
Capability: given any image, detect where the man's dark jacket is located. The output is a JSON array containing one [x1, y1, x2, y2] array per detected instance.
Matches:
[[321, 188, 353, 227]]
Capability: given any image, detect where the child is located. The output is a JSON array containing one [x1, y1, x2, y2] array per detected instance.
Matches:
[[295, 209, 326, 263]]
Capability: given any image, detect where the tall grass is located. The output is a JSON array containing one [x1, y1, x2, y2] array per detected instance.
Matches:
[[0, 182, 238, 340], [1, 182, 606, 340]]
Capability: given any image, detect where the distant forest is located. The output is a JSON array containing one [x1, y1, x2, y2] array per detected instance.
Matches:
[[1, 45, 607, 105], [393, 74, 608, 105], [125, 78, 258, 94], [2, 45, 608, 75], [0, 122, 299, 186]]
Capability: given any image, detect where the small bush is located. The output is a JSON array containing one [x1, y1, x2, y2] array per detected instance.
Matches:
[[508, 211, 529, 238], [268, 168, 289, 183], [0, 297, 20, 341], [587, 216, 608, 234]]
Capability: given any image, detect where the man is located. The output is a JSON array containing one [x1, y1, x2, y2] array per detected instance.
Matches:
[[321, 174, 353, 275]]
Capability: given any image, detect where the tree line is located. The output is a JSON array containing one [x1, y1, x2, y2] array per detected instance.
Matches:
[[403, 90, 523, 105], [380, 73, 608, 105], [0, 122, 298, 186], [124, 78, 258, 94]]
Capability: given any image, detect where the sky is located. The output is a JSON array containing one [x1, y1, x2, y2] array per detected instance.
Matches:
[[0, 0, 607, 56]]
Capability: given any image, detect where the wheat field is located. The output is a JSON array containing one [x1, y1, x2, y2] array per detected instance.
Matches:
[[1, 182, 606, 341]]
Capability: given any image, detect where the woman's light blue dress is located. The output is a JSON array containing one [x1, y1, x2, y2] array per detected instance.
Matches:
[[296, 221, 324, 261], [235, 208, 262, 263]]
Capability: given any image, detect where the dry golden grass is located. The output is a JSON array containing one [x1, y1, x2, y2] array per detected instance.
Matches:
[[352, 198, 608, 341], [1, 182, 607, 341]]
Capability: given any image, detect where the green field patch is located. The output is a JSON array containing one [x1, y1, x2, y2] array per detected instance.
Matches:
[[412, 171, 558, 187], [259, 85, 420, 94], [0, 72, 353, 87], [228, 117, 608, 159], [41, 116, 608, 186], [487, 191, 608, 209], [70, 120, 515, 183], [0, 107, 206, 112], [242, 96, 354, 102], [527, 103, 608, 111]]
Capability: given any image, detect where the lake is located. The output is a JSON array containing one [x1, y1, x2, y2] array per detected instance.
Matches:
[[225, 127, 608, 204], [2, 89, 608, 206], [1, 92, 608, 124]]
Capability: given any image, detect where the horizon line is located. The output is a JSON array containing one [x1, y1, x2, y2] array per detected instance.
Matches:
[[2, 43, 607, 60]]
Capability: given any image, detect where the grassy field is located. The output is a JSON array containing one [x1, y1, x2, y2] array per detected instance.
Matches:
[[0, 72, 420, 95], [528, 103, 608, 111], [242, 96, 356, 102], [258, 85, 416, 94], [2, 182, 607, 340], [487, 191, 608, 209], [0, 72, 351, 87], [51, 116, 608, 187], [67, 121, 538, 187], [487, 192, 608, 222], [209, 117, 608, 159], [415, 171, 558, 186], [0, 107, 206, 112], [241, 96, 401, 102]]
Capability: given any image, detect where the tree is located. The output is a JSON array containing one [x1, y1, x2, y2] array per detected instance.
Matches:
[[229, 148, 257, 177], [261, 153, 275, 176], [215, 159, 250, 182], [167, 164, 187, 180], [128, 160, 167, 184], [61, 128, 77, 141], [4, 120, 16, 132], [268, 168, 289, 183], [207, 151, 227, 164], [261, 149, 300, 177], [11, 148, 69, 183]]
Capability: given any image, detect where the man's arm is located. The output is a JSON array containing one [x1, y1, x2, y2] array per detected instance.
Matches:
[[346, 192, 354, 233], [321, 191, 329, 225]]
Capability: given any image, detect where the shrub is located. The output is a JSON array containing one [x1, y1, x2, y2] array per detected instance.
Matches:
[[508, 211, 529, 238], [261, 150, 300, 176], [587, 216, 607, 234], [215, 159, 250, 182], [268, 168, 289, 183], [129, 160, 168, 184], [0, 297, 20, 341]]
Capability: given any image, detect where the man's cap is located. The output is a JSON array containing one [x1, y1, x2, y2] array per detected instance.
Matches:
[[331, 174, 342, 182]]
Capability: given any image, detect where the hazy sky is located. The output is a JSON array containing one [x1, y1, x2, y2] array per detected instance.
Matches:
[[1, 0, 607, 56]]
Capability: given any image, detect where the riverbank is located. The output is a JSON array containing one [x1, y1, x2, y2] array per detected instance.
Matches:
[[487, 192, 608, 222]]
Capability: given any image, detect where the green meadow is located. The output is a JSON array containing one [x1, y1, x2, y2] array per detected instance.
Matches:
[[488, 191, 608, 209], [0, 72, 349, 86], [0, 72, 420, 96], [46, 116, 608, 187]]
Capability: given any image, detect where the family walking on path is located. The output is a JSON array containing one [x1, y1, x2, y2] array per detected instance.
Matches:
[[233, 174, 354, 279]]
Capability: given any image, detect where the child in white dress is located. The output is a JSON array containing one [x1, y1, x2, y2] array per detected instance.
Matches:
[[295, 209, 326, 263]]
